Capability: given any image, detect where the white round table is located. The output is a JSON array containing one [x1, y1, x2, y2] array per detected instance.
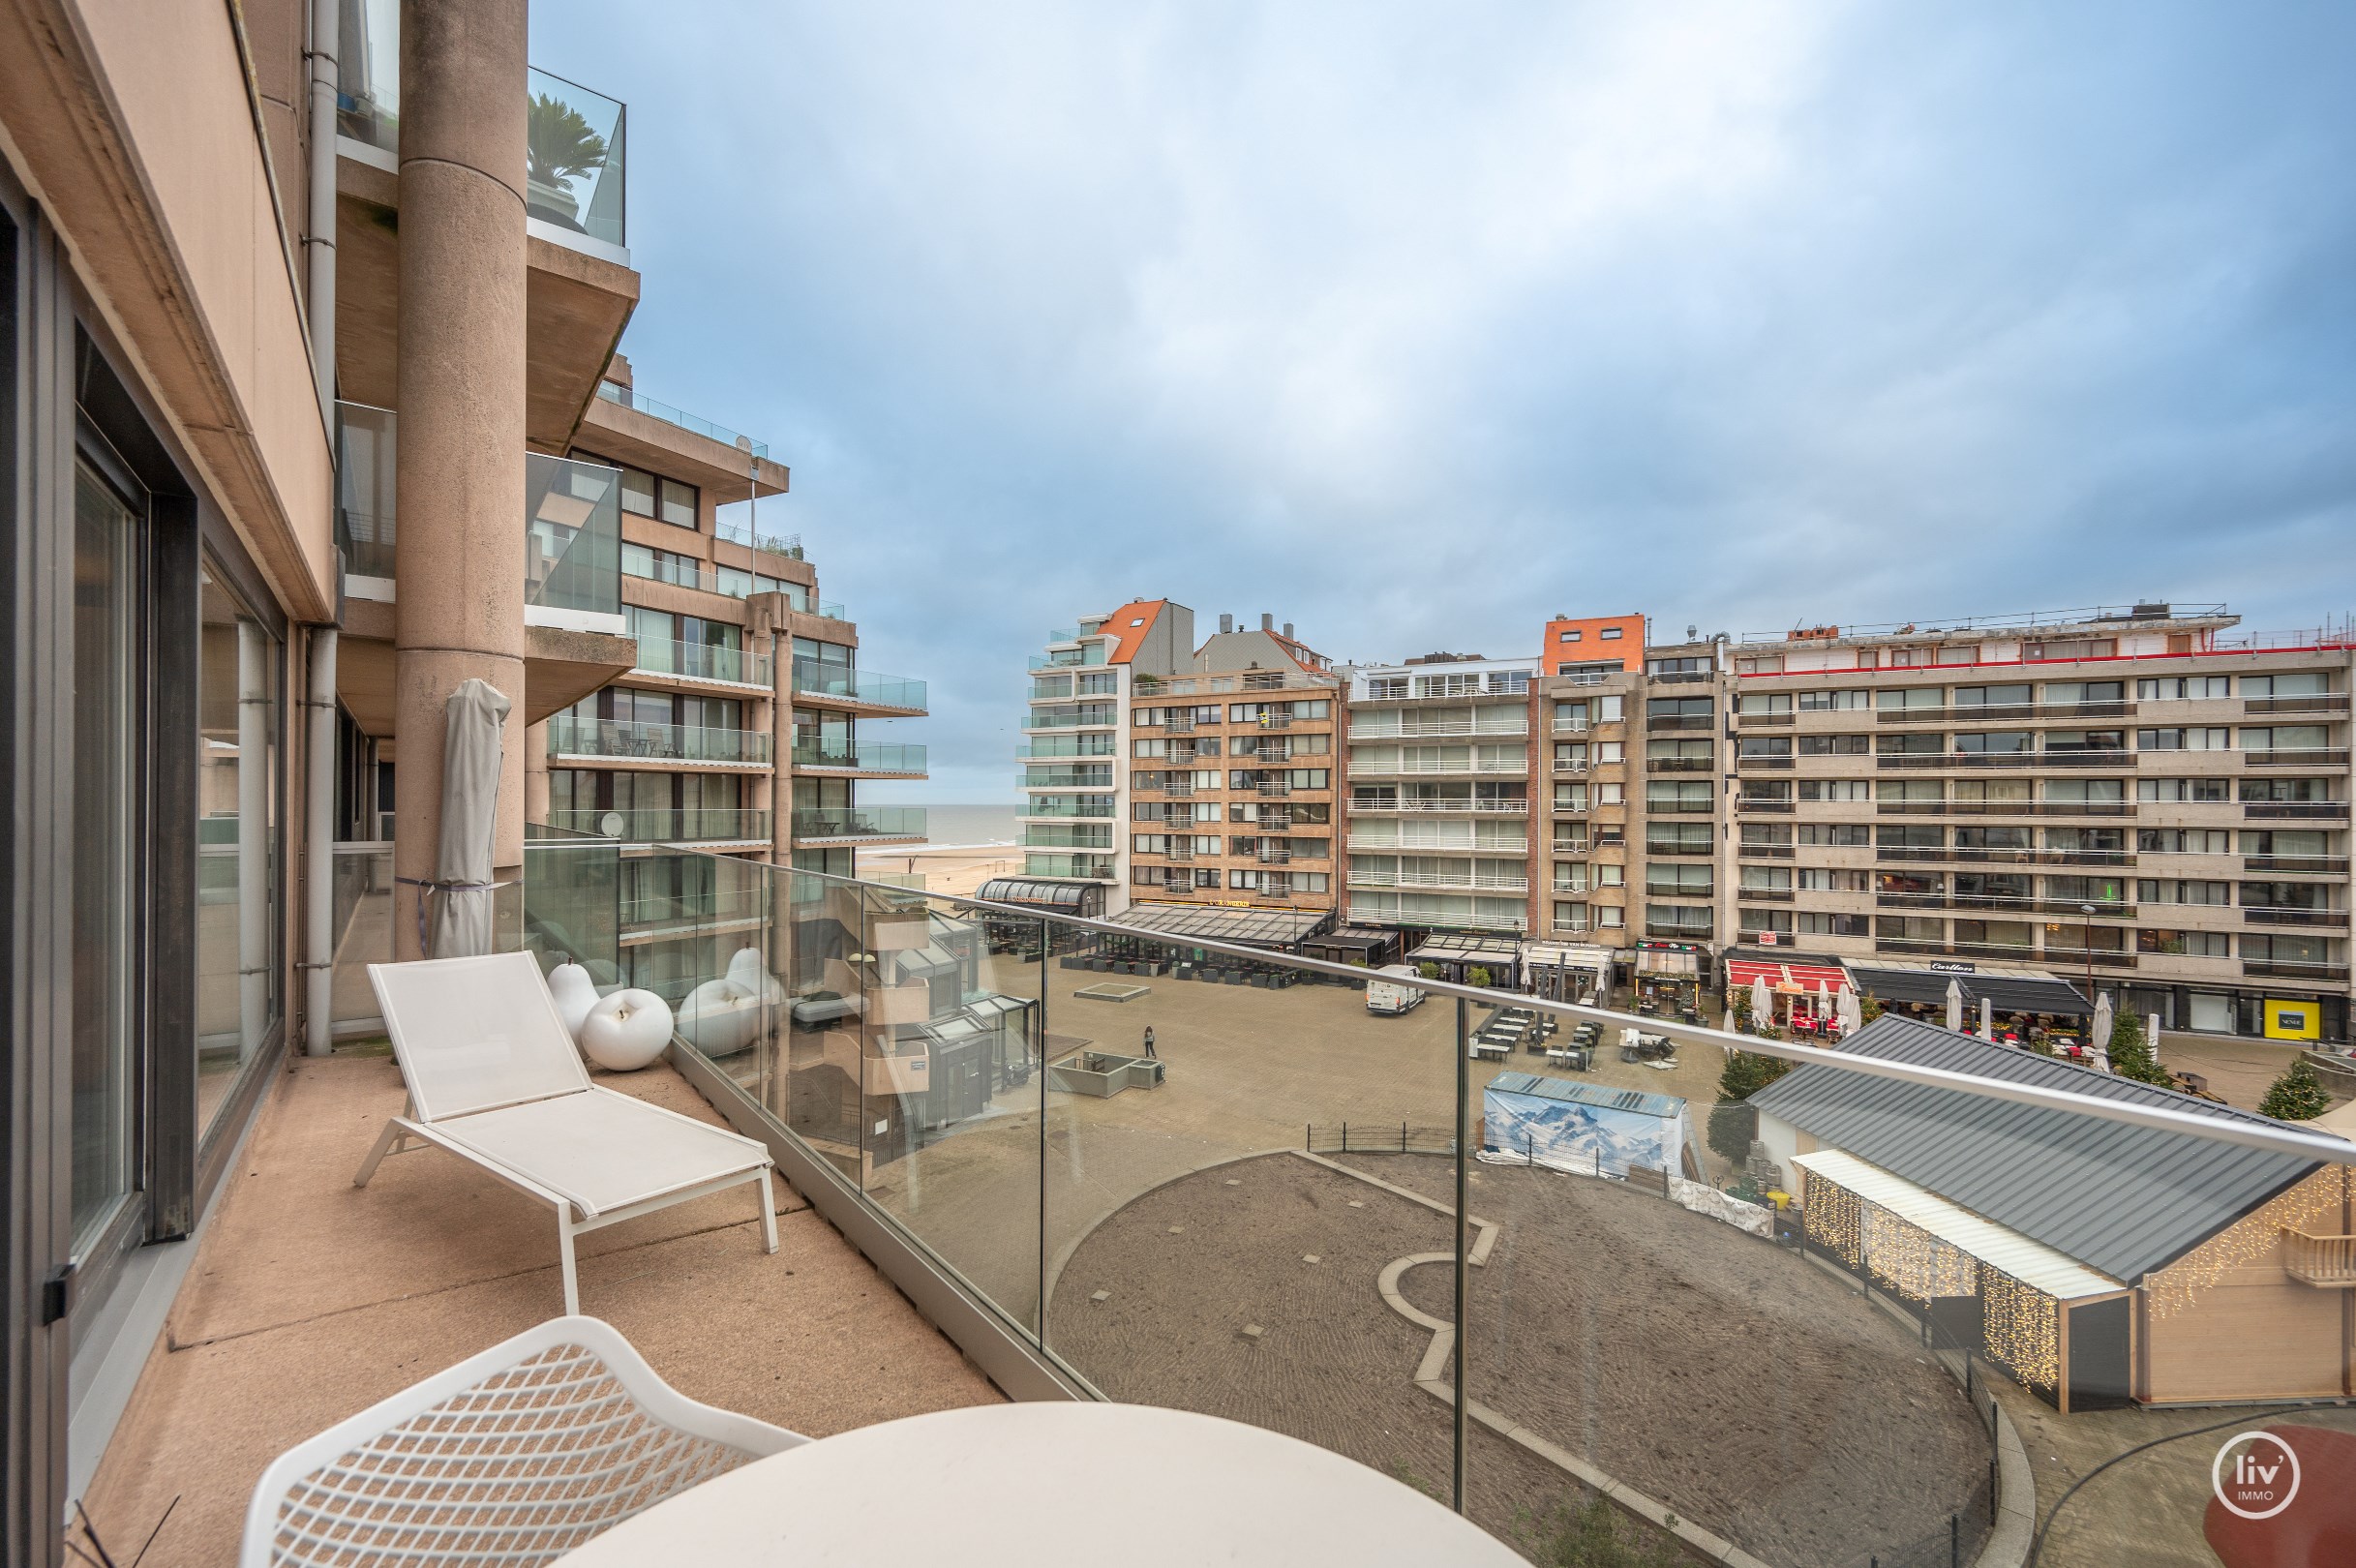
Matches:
[[558, 1402, 1523, 1566]]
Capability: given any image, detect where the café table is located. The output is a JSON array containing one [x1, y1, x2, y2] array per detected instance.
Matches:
[[556, 1402, 1525, 1567]]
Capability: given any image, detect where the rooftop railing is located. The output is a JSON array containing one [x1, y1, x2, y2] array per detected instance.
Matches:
[[596, 381, 769, 460]]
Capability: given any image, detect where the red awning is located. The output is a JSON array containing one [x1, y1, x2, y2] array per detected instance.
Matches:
[[1727, 958, 1850, 993]]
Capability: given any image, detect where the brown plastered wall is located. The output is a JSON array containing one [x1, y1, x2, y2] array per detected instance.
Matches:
[[0, 0, 335, 618]]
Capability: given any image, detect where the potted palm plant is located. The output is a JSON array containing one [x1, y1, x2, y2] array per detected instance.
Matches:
[[527, 92, 608, 229]]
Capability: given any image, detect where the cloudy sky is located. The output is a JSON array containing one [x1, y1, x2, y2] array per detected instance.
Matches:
[[546, 2, 2356, 803]]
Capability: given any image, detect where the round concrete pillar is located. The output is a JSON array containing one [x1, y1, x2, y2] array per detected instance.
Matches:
[[393, 0, 529, 957]]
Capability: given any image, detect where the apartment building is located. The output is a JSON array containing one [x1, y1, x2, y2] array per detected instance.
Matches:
[[1020, 604, 1341, 920], [1721, 606, 2351, 1042], [1536, 616, 1646, 958], [0, 1, 929, 1547], [531, 359, 926, 1000], [1342, 655, 1539, 939], [1306, 606, 2349, 1041]]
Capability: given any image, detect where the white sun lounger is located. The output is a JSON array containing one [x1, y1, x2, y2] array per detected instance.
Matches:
[[356, 952, 778, 1313]]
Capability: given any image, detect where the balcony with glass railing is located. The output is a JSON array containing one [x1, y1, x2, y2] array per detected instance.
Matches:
[[790, 805, 927, 842], [332, 404, 621, 625], [791, 739, 928, 775], [86, 836, 2356, 1565], [791, 658, 927, 713], [633, 635, 773, 688], [547, 716, 771, 768], [337, 14, 628, 251]]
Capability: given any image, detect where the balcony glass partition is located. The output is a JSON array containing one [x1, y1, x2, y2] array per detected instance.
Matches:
[[649, 854, 2356, 1563], [522, 826, 620, 982], [791, 657, 928, 710], [327, 842, 393, 1037], [334, 402, 397, 578], [525, 454, 622, 619], [526, 70, 626, 243]]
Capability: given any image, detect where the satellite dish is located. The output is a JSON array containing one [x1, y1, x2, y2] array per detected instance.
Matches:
[[599, 811, 625, 838]]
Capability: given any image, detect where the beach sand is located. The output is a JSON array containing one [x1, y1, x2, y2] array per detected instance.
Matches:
[[856, 843, 1022, 899]]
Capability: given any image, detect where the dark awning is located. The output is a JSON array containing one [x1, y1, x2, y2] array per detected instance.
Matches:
[[1847, 962, 2092, 1019]]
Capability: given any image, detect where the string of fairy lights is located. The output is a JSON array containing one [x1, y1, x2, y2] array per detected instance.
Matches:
[[1805, 1169, 2054, 1391], [1980, 1265, 2060, 1395], [1862, 1204, 1979, 1304], [2146, 1165, 2351, 1319]]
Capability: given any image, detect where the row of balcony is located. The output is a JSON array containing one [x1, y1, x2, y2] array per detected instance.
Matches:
[[1347, 718, 1530, 739], [1345, 870, 1533, 893], [1345, 836, 1531, 855], [1347, 797, 1529, 815], [1762, 799, 2347, 820], [552, 713, 924, 776], [1734, 696, 2348, 727]]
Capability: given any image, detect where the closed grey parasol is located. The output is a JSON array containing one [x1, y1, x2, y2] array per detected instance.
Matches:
[[431, 678, 511, 958]]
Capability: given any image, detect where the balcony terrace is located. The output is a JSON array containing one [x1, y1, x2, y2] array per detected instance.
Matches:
[[76, 849, 2356, 1565], [791, 805, 928, 844], [793, 658, 929, 715], [792, 739, 930, 777]]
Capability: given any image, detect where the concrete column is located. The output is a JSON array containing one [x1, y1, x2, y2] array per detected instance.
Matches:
[[393, 0, 529, 958]]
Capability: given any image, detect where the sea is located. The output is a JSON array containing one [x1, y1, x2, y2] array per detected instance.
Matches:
[[907, 802, 1020, 850]]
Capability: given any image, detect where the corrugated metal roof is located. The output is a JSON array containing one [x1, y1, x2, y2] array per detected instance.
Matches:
[[1490, 1071, 1685, 1119], [1793, 1150, 2123, 1301], [1750, 1014, 2317, 1282], [1103, 901, 1335, 948]]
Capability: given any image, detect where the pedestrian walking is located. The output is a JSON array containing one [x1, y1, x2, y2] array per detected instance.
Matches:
[[1141, 1025, 1158, 1060]]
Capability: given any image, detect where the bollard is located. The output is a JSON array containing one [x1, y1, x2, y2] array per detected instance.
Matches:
[[1305, 1123, 1312, 1152], [1342, 1121, 1348, 1153], [1401, 1121, 1407, 1153]]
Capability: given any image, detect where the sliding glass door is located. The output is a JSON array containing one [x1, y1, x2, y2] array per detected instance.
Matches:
[[70, 459, 139, 1254]]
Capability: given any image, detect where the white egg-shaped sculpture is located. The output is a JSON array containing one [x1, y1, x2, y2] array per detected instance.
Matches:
[[545, 961, 600, 1044], [676, 977, 761, 1057], [725, 946, 786, 1006], [579, 987, 674, 1071]]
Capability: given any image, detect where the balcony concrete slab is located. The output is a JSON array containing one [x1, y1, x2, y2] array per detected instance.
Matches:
[[79, 1051, 999, 1566]]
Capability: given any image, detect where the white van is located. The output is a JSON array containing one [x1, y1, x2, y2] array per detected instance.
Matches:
[[1366, 964, 1428, 1016]]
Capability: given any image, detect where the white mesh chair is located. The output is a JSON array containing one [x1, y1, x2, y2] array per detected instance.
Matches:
[[356, 952, 777, 1313], [240, 1314, 806, 1567]]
